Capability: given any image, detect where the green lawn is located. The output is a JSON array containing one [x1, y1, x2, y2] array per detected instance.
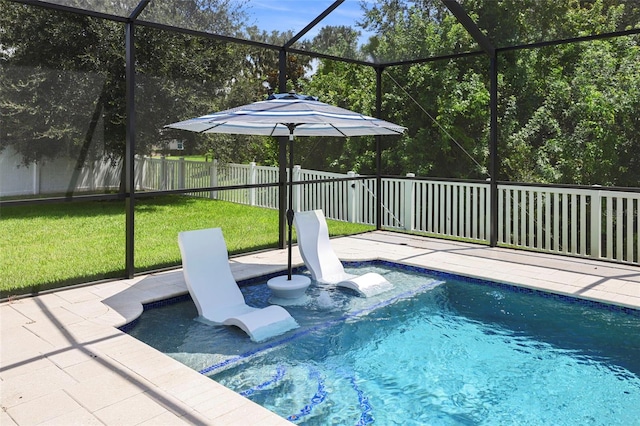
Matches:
[[0, 196, 374, 297]]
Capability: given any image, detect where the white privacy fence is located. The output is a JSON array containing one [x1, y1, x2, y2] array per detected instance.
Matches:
[[0, 146, 122, 196]]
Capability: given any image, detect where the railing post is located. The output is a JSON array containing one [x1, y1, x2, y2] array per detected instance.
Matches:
[[32, 160, 40, 195], [292, 165, 302, 212], [347, 171, 357, 223], [160, 156, 167, 190], [134, 156, 142, 191], [138, 155, 147, 191], [590, 186, 602, 258], [209, 159, 218, 200], [88, 160, 95, 192], [178, 157, 185, 190], [404, 173, 415, 230], [489, 53, 499, 247], [249, 161, 256, 206]]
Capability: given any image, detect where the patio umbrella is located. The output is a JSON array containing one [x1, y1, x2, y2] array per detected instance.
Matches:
[[165, 91, 406, 284]]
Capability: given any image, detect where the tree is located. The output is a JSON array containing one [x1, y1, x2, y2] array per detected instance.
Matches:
[[1, 4, 126, 165], [356, 0, 640, 186], [359, 0, 489, 178], [499, 1, 640, 186], [0, 0, 249, 168]]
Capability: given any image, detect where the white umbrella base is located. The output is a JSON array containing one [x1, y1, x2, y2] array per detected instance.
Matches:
[[267, 275, 311, 299]]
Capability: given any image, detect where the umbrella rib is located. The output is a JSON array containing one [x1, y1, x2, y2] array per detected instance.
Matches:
[[330, 124, 349, 137], [196, 122, 225, 133]]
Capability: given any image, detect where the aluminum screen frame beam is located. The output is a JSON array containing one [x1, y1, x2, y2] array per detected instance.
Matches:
[[124, 0, 151, 278]]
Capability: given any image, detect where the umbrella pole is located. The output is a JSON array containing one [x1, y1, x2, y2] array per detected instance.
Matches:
[[265, 126, 310, 299], [286, 129, 295, 281]]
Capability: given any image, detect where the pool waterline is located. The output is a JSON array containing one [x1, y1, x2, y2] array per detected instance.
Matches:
[[123, 261, 640, 425]]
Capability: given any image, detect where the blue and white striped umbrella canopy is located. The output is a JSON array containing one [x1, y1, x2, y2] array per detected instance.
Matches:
[[165, 92, 405, 282], [165, 92, 406, 137]]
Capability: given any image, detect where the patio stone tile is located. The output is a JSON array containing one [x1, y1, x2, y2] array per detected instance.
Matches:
[[147, 269, 185, 281], [53, 287, 100, 304], [1, 364, 78, 408], [586, 264, 640, 280], [596, 278, 632, 291], [83, 330, 140, 354], [133, 272, 185, 290], [136, 283, 188, 302], [0, 353, 52, 381], [43, 344, 101, 370], [88, 280, 138, 299], [62, 356, 118, 381], [99, 292, 145, 318], [94, 392, 168, 426], [90, 305, 141, 328], [93, 334, 149, 355], [137, 386, 194, 418], [0, 305, 31, 329], [62, 299, 110, 320], [124, 353, 187, 380], [0, 409, 18, 426], [574, 274, 605, 286], [148, 362, 210, 390], [64, 367, 150, 412], [5, 390, 82, 425], [193, 387, 248, 419], [214, 401, 289, 425], [62, 319, 122, 343], [605, 292, 640, 309], [3, 299, 83, 328], [536, 281, 576, 293], [172, 380, 228, 407], [38, 407, 103, 425], [576, 288, 613, 302], [0, 325, 54, 362], [138, 411, 194, 425], [546, 269, 591, 285], [100, 340, 158, 367], [619, 282, 640, 297], [22, 319, 81, 348]]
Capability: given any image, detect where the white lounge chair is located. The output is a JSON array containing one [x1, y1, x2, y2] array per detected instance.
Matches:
[[293, 210, 393, 297], [178, 228, 298, 342]]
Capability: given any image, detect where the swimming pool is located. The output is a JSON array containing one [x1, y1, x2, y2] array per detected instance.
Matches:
[[125, 262, 640, 425]]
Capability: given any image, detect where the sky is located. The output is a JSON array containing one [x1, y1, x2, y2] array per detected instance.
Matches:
[[242, 0, 372, 42]]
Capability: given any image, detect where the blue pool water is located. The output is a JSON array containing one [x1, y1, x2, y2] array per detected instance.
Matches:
[[125, 262, 640, 425]]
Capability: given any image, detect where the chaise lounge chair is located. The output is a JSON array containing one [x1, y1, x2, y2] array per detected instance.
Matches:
[[178, 228, 298, 342], [293, 209, 393, 297]]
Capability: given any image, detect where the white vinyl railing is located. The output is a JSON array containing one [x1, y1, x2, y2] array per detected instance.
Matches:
[[387, 177, 491, 243], [135, 157, 638, 265], [497, 185, 639, 264]]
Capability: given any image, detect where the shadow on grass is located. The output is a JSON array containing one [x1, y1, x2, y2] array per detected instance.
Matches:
[[1, 269, 126, 299], [2, 196, 373, 298]]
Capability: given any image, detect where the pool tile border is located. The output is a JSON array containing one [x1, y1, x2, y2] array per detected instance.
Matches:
[[363, 260, 640, 316], [121, 260, 640, 335]]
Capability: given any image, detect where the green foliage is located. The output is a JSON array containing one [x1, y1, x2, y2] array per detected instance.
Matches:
[[0, 5, 125, 165], [306, 0, 640, 185], [501, 33, 640, 185], [1, 0, 638, 186]]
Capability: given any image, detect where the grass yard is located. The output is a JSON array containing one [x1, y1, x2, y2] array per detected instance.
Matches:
[[0, 195, 374, 297]]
